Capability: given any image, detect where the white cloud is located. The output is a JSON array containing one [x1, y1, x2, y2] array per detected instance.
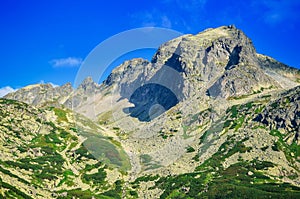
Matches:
[[50, 57, 82, 68], [0, 86, 16, 97]]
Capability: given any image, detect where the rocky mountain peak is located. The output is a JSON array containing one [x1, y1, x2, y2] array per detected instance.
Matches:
[[78, 76, 101, 93], [80, 76, 94, 86], [90, 25, 299, 121], [170, 25, 256, 73], [142, 25, 277, 100], [61, 82, 72, 88], [103, 58, 150, 87], [4, 83, 73, 106]]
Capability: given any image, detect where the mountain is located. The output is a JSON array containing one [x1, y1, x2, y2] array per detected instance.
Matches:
[[4, 83, 73, 107], [1, 25, 300, 198]]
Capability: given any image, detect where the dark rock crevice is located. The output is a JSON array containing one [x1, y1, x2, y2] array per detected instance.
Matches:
[[225, 45, 242, 70], [124, 83, 179, 121]]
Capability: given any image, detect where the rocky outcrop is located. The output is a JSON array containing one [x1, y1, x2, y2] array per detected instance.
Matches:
[[63, 77, 102, 108], [207, 64, 279, 98], [257, 54, 300, 89], [258, 54, 300, 80], [254, 86, 300, 143], [4, 83, 73, 106]]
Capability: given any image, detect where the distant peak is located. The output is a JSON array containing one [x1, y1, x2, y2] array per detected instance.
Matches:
[[78, 76, 101, 94], [81, 76, 95, 85], [62, 82, 72, 87], [60, 82, 73, 89], [22, 83, 53, 90]]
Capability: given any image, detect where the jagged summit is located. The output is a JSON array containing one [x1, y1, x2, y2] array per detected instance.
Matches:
[[195, 25, 246, 42], [81, 76, 94, 85], [152, 25, 279, 99], [78, 76, 101, 93], [103, 58, 150, 86], [4, 82, 73, 106]]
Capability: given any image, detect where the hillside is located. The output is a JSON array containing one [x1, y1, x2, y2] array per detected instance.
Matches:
[[2, 25, 300, 198]]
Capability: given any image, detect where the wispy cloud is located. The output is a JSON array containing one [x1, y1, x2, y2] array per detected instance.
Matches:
[[130, 9, 173, 28], [0, 86, 16, 97], [253, 0, 300, 25], [173, 0, 207, 11], [130, 0, 208, 32], [50, 57, 82, 68], [161, 15, 172, 29]]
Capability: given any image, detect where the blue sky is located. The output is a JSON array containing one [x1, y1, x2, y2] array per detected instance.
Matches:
[[0, 0, 300, 96]]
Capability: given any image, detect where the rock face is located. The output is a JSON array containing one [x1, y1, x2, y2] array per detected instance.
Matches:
[[4, 83, 73, 106], [126, 83, 179, 121], [77, 76, 101, 95], [257, 54, 300, 89], [102, 58, 185, 121], [63, 77, 102, 108], [151, 25, 280, 99], [254, 86, 300, 143]]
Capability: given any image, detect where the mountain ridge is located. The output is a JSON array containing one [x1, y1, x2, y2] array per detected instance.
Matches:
[[1, 25, 300, 198]]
